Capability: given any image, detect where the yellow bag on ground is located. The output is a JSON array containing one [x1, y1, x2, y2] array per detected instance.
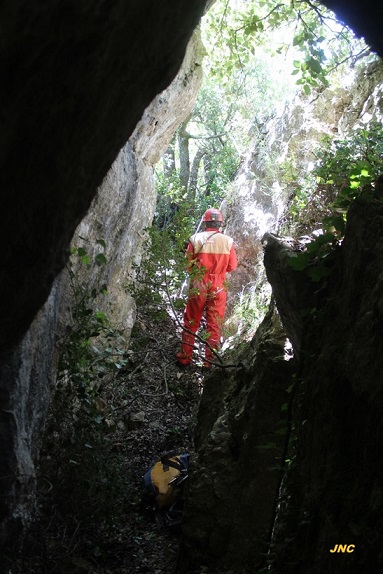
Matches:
[[143, 453, 190, 509]]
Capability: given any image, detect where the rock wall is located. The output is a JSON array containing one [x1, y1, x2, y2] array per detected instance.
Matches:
[[0, 1, 208, 564], [263, 198, 383, 572], [73, 31, 204, 334], [0, 276, 68, 563], [225, 59, 383, 302], [0, 0, 207, 357], [179, 304, 295, 572]]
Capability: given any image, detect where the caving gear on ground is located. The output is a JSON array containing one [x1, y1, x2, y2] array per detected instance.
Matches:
[[176, 219, 237, 367], [143, 453, 190, 529], [202, 207, 223, 223], [143, 453, 189, 509]]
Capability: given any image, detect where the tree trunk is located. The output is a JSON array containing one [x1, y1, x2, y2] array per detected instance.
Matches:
[[162, 143, 176, 178], [188, 146, 206, 206], [202, 154, 213, 197], [178, 118, 191, 194]]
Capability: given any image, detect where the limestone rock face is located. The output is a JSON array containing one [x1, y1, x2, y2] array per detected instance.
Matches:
[[73, 30, 204, 332], [0, 0, 207, 357], [0, 277, 67, 559], [225, 60, 383, 302], [131, 30, 204, 166], [74, 143, 140, 333]]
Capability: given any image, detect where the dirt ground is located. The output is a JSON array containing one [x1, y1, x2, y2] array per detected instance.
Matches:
[[12, 307, 207, 574]]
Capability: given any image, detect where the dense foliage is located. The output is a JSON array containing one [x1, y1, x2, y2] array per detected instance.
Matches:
[[126, 210, 193, 318], [286, 122, 383, 281], [204, 0, 371, 94], [58, 244, 128, 425], [155, 0, 372, 231]]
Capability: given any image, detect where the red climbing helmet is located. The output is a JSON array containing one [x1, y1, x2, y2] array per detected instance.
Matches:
[[202, 208, 223, 222]]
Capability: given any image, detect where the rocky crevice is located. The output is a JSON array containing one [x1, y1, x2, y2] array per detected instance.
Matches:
[[1, 1, 383, 570], [177, 54, 383, 574]]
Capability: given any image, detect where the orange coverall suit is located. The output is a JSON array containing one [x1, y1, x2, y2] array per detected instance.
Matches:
[[177, 227, 237, 367]]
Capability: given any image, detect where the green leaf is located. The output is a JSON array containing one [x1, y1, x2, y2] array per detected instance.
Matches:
[[95, 253, 107, 266], [287, 252, 309, 271], [293, 35, 303, 47], [306, 233, 335, 255], [307, 58, 322, 74], [323, 215, 345, 234], [275, 427, 288, 435], [95, 311, 107, 322], [307, 262, 331, 282], [244, 23, 258, 35]]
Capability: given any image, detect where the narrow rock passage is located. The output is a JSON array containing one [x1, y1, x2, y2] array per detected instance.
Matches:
[[14, 307, 204, 574]]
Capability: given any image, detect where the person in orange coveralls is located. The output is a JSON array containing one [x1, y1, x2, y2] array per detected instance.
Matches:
[[176, 208, 237, 368]]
